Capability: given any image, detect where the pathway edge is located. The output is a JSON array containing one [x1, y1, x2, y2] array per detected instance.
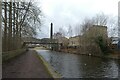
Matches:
[[34, 50, 62, 78]]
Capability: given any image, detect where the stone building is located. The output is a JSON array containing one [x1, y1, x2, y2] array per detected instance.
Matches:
[[79, 25, 108, 55], [83, 25, 107, 41], [53, 32, 69, 48], [68, 36, 80, 48]]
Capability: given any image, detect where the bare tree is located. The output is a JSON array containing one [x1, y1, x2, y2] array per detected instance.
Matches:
[[81, 18, 93, 34], [2, 1, 43, 51], [92, 12, 108, 26], [80, 12, 108, 35], [8, 1, 12, 51], [107, 16, 118, 37], [3, 1, 8, 51], [0, 0, 2, 55], [74, 24, 81, 36], [67, 25, 73, 37], [58, 27, 66, 37], [19, 2, 42, 37]]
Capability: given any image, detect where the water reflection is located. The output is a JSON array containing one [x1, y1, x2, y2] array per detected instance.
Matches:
[[36, 50, 119, 78]]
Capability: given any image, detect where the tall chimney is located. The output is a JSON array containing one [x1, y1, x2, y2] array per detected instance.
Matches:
[[50, 23, 53, 40]]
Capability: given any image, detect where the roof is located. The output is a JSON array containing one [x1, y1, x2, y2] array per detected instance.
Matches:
[[112, 41, 119, 44], [69, 35, 81, 39], [93, 25, 107, 28]]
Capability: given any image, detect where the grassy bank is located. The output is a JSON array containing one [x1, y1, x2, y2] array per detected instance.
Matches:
[[59, 48, 120, 60], [2, 48, 27, 62], [33, 49, 62, 78]]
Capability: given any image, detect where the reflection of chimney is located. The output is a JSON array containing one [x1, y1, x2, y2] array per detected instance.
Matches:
[[50, 23, 53, 40]]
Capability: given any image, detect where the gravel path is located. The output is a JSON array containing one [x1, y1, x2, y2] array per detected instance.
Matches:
[[2, 50, 52, 78]]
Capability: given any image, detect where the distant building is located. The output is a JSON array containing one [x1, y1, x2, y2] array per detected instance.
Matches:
[[53, 32, 69, 47], [68, 25, 108, 49], [53, 32, 62, 39], [84, 25, 108, 40], [109, 37, 119, 49], [74, 25, 108, 55], [110, 37, 119, 44], [81, 25, 108, 45], [68, 36, 80, 48]]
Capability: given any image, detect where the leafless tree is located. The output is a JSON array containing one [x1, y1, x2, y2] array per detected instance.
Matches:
[[0, 0, 2, 55], [107, 16, 118, 37], [81, 18, 93, 34], [67, 25, 73, 37], [92, 12, 108, 26], [80, 12, 108, 35], [58, 27, 66, 37], [2, 0, 43, 51], [74, 24, 81, 36]]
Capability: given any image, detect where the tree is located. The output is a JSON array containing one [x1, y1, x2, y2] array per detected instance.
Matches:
[[0, 0, 2, 55], [107, 16, 118, 37], [75, 12, 109, 54], [74, 24, 81, 36], [95, 36, 109, 54], [19, 2, 42, 37], [58, 27, 66, 37], [67, 25, 73, 37], [3, 1, 7, 51], [80, 12, 108, 35], [81, 18, 93, 34], [8, 1, 12, 51], [92, 12, 108, 26], [2, 1, 43, 51]]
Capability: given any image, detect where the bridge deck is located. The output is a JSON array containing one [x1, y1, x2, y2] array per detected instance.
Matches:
[[24, 41, 62, 44]]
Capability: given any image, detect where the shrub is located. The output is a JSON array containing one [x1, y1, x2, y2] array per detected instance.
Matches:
[[95, 36, 109, 54]]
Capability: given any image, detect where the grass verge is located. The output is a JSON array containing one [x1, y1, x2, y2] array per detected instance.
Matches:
[[34, 50, 62, 78]]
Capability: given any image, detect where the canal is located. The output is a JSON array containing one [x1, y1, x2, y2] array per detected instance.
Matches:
[[36, 50, 119, 78]]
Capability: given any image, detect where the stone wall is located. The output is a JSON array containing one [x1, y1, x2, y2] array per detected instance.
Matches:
[[2, 49, 27, 62], [78, 25, 108, 55]]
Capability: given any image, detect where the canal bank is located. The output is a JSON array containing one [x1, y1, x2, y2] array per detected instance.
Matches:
[[59, 49, 120, 60], [34, 48, 62, 78]]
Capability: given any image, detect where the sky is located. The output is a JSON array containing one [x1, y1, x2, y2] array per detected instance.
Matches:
[[35, 0, 119, 39]]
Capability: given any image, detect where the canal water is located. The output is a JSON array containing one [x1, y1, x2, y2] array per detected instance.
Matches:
[[36, 50, 119, 78]]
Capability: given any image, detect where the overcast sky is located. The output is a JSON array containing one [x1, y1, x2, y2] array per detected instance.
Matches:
[[35, 0, 119, 39]]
